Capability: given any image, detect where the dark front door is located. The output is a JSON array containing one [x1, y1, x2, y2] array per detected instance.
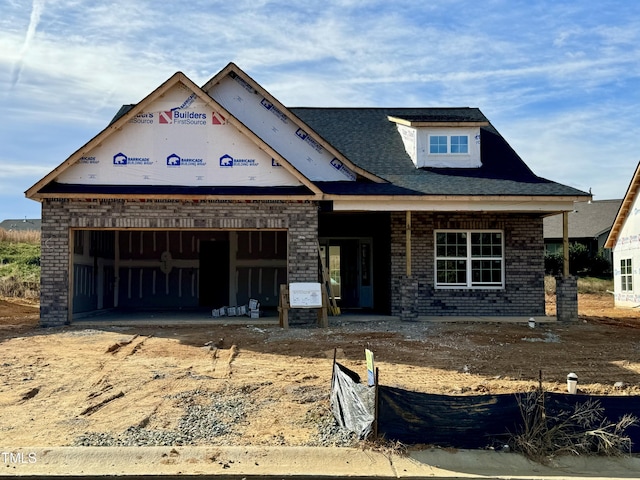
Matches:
[[339, 240, 360, 308], [199, 240, 229, 307], [321, 239, 373, 309]]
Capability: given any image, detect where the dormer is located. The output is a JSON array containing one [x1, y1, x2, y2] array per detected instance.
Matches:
[[388, 112, 489, 169]]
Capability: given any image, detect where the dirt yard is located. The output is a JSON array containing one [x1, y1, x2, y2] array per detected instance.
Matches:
[[1, 294, 639, 448]]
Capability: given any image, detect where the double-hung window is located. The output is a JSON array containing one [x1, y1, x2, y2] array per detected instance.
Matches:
[[435, 231, 504, 288], [429, 135, 469, 154], [621, 258, 633, 292]]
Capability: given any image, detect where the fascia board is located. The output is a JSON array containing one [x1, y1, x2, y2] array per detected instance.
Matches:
[[328, 196, 589, 212], [28, 192, 318, 202], [387, 116, 489, 128]]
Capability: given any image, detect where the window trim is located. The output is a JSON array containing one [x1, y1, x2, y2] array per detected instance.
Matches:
[[434, 230, 505, 289], [428, 134, 470, 155], [621, 258, 633, 292]]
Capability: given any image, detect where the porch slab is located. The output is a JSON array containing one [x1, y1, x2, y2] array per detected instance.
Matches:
[[419, 315, 557, 323], [71, 310, 555, 327]]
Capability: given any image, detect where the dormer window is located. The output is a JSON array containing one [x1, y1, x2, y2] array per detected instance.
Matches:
[[429, 135, 447, 154], [429, 135, 469, 155], [388, 114, 487, 169], [451, 135, 468, 154]]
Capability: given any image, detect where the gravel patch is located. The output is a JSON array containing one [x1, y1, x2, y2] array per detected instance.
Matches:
[[74, 388, 249, 447], [74, 384, 358, 448]]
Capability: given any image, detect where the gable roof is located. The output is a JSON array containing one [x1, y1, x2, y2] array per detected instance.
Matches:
[[25, 71, 324, 201], [605, 161, 640, 248], [544, 199, 622, 240]]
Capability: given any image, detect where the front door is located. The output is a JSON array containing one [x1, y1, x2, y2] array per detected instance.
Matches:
[[319, 238, 373, 309]]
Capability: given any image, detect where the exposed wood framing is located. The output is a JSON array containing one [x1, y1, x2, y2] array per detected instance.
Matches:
[[406, 211, 412, 277], [563, 211, 569, 277]]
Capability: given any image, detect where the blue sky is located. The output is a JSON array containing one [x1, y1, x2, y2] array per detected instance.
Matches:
[[2, 0, 640, 221]]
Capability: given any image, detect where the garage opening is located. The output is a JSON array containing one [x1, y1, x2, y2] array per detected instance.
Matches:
[[71, 229, 287, 321]]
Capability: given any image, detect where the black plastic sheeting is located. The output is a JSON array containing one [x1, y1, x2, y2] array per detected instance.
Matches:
[[330, 362, 375, 439], [377, 387, 640, 452]]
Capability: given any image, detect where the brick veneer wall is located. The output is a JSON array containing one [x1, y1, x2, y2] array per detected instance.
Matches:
[[555, 275, 578, 322], [390, 212, 545, 317], [40, 199, 318, 326]]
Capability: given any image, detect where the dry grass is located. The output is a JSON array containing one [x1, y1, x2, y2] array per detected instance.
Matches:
[[0, 228, 40, 244], [544, 276, 613, 295], [360, 437, 408, 457], [0, 277, 39, 299], [511, 390, 637, 463]]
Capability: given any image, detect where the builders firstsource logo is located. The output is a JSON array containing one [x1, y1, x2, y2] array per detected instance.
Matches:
[[159, 109, 207, 125], [129, 113, 154, 124], [211, 112, 226, 125], [159, 93, 207, 125], [159, 110, 174, 124]]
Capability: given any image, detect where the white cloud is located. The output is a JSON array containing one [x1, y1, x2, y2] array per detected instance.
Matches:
[[1, 0, 640, 217], [0, 162, 53, 179]]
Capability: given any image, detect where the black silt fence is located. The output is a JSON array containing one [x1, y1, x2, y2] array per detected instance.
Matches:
[[377, 386, 640, 452]]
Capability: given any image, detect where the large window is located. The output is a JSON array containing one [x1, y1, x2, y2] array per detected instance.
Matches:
[[435, 231, 504, 288], [621, 258, 633, 292], [429, 135, 469, 154]]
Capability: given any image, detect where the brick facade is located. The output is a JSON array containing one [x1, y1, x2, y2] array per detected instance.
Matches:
[[40, 199, 318, 326], [390, 212, 546, 317], [40, 200, 549, 325]]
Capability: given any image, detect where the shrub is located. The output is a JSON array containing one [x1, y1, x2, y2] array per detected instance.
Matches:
[[568, 243, 590, 275], [544, 253, 564, 276], [544, 244, 612, 278]]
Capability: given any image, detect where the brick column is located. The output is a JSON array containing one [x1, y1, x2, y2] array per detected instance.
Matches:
[[286, 203, 319, 324], [556, 275, 578, 322], [399, 276, 419, 321], [40, 201, 71, 327]]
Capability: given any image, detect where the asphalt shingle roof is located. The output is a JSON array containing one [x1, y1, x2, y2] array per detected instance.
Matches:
[[291, 107, 589, 197], [543, 199, 623, 239], [0, 219, 41, 231]]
